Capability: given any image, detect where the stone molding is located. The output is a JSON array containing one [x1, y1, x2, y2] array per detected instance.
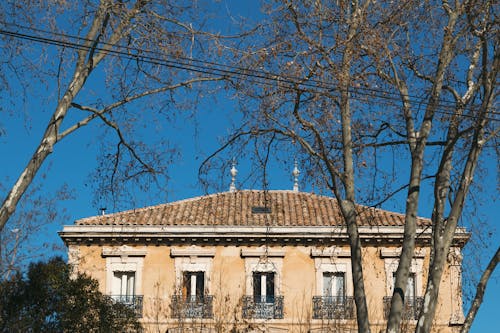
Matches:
[[170, 247, 216, 257]]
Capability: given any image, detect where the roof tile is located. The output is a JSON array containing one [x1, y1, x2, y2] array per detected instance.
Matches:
[[75, 190, 430, 227]]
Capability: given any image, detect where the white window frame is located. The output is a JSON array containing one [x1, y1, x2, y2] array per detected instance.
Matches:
[[102, 245, 146, 296], [183, 271, 205, 298], [113, 271, 136, 297], [170, 246, 215, 295], [241, 247, 285, 297], [380, 248, 425, 297], [322, 271, 346, 298], [252, 271, 277, 301], [311, 247, 352, 297]]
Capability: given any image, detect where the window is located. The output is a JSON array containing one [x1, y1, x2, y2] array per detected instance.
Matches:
[[183, 271, 205, 300], [253, 272, 275, 303], [381, 248, 426, 320], [406, 273, 415, 299], [244, 271, 283, 319], [323, 272, 345, 299], [170, 247, 215, 319], [384, 272, 421, 320], [113, 271, 136, 302], [310, 247, 352, 297], [380, 247, 425, 297], [241, 248, 285, 319], [311, 248, 354, 319], [170, 246, 215, 288], [392, 272, 415, 299], [102, 246, 146, 317], [312, 272, 353, 319], [172, 270, 212, 318]]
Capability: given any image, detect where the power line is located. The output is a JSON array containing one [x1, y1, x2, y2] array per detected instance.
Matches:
[[0, 22, 498, 122], [12, 21, 493, 113], [0, 21, 492, 109], [0, 21, 468, 108]]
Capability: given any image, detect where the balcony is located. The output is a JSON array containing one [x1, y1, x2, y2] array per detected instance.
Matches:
[[110, 295, 144, 318], [171, 295, 214, 319], [312, 296, 355, 320], [242, 296, 284, 319], [383, 296, 424, 320]]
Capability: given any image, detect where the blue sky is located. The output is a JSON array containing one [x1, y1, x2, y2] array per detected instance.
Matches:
[[0, 1, 497, 331], [2, 78, 497, 333]]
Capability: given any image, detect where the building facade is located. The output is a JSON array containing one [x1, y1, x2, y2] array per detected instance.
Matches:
[[59, 190, 468, 332]]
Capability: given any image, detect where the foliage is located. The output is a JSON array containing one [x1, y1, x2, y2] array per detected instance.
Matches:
[[0, 257, 141, 332]]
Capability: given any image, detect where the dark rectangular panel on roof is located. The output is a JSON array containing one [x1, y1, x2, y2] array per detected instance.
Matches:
[[251, 206, 272, 214]]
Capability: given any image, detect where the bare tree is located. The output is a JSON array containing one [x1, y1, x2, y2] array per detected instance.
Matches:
[[211, 1, 415, 332], [213, 1, 388, 330], [204, 1, 498, 332], [0, 0, 227, 233], [371, 1, 498, 332]]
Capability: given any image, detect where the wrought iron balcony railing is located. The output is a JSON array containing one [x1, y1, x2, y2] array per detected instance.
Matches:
[[110, 295, 144, 318], [242, 296, 284, 319], [383, 296, 424, 320], [171, 295, 214, 319], [312, 296, 355, 319]]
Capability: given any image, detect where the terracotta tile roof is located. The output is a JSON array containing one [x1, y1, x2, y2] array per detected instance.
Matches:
[[75, 190, 430, 227]]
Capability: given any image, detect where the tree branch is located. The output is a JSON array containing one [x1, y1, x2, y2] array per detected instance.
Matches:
[[59, 76, 223, 140], [461, 246, 500, 333]]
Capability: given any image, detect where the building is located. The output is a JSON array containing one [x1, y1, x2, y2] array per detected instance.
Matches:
[[59, 188, 468, 333]]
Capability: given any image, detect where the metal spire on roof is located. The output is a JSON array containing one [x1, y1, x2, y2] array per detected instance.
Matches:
[[229, 160, 237, 192], [292, 160, 300, 192]]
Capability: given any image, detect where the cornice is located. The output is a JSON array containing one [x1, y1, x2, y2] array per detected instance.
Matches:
[[59, 225, 470, 247]]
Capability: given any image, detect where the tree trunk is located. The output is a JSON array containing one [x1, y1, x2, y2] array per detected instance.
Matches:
[[416, 121, 486, 332], [0, 72, 88, 232], [0, 0, 146, 233], [386, 154, 422, 333], [337, 3, 371, 331], [461, 246, 500, 333], [342, 203, 370, 332]]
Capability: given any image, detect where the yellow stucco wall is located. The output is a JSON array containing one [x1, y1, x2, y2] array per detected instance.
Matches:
[[70, 243, 462, 333]]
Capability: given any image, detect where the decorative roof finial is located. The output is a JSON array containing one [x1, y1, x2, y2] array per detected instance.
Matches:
[[292, 160, 300, 192], [229, 159, 238, 192]]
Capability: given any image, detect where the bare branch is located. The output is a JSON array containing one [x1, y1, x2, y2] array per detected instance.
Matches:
[[371, 175, 436, 208], [59, 76, 224, 140], [461, 246, 500, 333]]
